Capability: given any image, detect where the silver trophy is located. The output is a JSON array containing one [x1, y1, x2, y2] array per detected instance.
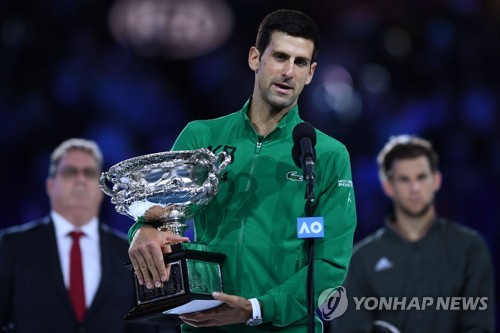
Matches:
[[100, 148, 231, 325]]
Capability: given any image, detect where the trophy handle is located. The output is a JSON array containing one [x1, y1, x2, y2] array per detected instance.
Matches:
[[99, 172, 115, 197], [214, 151, 232, 174]]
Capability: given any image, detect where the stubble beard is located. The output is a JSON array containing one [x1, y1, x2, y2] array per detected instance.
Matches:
[[258, 79, 296, 114], [398, 199, 434, 219], [265, 92, 295, 115]]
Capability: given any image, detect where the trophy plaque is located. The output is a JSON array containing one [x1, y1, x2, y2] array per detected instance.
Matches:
[[99, 148, 231, 325]]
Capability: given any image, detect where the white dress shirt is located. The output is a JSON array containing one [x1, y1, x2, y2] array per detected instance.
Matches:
[[51, 210, 102, 308]]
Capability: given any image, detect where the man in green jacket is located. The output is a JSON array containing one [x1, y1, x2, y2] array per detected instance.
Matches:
[[127, 9, 357, 332]]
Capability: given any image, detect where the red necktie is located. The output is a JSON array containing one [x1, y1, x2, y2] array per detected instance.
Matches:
[[68, 231, 86, 322]]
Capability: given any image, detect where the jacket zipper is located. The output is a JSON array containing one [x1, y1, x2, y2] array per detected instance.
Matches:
[[255, 137, 263, 154], [236, 136, 263, 294]]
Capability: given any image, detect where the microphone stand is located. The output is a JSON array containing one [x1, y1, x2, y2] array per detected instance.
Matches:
[[304, 174, 315, 333]]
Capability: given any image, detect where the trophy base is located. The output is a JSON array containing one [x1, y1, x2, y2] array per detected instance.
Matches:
[[124, 243, 226, 326]]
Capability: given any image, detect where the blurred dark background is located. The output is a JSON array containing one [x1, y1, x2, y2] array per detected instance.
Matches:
[[1, 0, 498, 329]]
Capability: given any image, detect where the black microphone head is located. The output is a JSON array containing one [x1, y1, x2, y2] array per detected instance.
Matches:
[[292, 143, 316, 168], [292, 122, 317, 168], [292, 122, 317, 146]]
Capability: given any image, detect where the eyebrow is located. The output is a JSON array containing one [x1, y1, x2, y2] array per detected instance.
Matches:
[[394, 171, 430, 180], [272, 50, 311, 64]]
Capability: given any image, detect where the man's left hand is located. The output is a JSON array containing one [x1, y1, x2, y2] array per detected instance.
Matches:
[[179, 292, 253, 327]]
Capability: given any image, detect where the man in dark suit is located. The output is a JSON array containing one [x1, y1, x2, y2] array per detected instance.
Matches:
[[0, 138, 183, 333]]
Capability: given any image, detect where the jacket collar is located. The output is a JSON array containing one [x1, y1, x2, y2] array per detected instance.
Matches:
[[239, 97, 303, 140], [384, 215, 442, 243]]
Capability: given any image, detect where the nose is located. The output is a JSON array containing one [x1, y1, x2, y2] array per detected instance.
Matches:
[[281, 60, 294, 78], [75, 171, 89, 182], [409, 180, 421, 192]]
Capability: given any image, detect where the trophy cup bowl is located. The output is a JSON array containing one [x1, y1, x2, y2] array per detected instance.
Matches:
[[99, 148, 231, 326]]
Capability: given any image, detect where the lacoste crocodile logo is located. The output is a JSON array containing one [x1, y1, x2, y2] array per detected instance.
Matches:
[[286, 171, 303, 182]]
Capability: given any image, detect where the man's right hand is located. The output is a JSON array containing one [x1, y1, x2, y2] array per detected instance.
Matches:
[[128, 225, 190, 289]]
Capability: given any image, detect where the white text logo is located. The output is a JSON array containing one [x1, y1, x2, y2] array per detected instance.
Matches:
[[318, 287, 489, 321]]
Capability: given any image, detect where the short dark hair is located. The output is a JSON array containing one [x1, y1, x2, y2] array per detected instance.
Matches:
[[377, 135, 439, 180], [255, 9, 320, 63]]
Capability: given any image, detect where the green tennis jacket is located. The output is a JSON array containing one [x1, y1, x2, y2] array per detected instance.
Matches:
[[129, 99, 357, 332]]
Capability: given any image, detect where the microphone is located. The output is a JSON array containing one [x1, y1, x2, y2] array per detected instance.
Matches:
[[292, 122, 317, 182], [292, 123, 319, 333]]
